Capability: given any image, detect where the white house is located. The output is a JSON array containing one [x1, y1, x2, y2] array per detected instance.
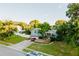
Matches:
[[30, 28, 42, 39], [16, 26, 24, 33], [14, 26, 30, 38], [45, 29, 57, 39]]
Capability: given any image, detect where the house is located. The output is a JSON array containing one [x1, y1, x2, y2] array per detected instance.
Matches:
[[14, 26, 30, 38], [16, 26, 25, 33], [30, 28, 42, 40], [45, 29, 57, 39]]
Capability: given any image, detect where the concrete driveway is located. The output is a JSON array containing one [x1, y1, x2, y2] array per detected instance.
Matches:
[[0, 45, 25, 56], [8, 40, 33, 51]]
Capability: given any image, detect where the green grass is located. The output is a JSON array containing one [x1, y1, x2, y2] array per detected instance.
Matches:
[[23, 49, 33, 52], [0, 41, 10, 46], [27, 41, 79, 56], [2, 35, 25, 44]]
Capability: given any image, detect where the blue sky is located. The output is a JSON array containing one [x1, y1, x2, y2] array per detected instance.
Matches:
[[0, 3, 68, 25]]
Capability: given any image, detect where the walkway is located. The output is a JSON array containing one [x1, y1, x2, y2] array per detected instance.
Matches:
[[8, 40, 33, 51]]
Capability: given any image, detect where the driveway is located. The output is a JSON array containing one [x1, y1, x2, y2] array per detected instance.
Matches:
[[0, 45, 25, 56], [8, 40, 33, 51]]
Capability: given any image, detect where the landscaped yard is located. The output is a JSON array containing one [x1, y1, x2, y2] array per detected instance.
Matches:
[[24, 41, 79, 56], [0, 35, 25, 45], [4, 35, 25, 44]]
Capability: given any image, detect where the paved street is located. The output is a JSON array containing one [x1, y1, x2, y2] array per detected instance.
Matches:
[[8, 40, 33, 51], [0, 33, 33, 56], [0, 45, 25, 56]]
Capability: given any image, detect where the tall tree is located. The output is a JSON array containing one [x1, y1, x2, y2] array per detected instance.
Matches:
[[18, 22, 27, 30], [0, 20, 17, 40], [4, 20, 14, 25], [54, 20, 66, 30], [38, 22, 51, 38], [66, 3, 79, 20], [29, 20, 40, 29]]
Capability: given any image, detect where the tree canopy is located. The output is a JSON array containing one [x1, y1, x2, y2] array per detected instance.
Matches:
[[66, 3, 79, 20], [29, 20, 40, 29]]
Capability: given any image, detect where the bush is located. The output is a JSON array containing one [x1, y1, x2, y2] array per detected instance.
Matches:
[[50, 34, 63, 41], [22, 30, 31, 35], [50, 35, 56, 41], [39, 36, 43, 39], [0, 31, 14, 40]]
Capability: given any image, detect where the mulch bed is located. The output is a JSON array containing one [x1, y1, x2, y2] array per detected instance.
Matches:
[[35, 39, 50, 44]]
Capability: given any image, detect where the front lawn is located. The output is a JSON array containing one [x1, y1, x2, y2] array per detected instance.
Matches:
[[4, 35, 25, 44], [26, 41, 79, 56], [0, 35, 25, 44], [0, 41, 10, 46]]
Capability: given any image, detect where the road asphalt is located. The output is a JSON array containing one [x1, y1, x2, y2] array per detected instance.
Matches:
[[0, 40, 33, 56], [0, 45, 25, 56]]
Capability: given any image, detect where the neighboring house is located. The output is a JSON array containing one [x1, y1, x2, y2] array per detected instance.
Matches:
[[45, 29, 57, 39], [16, 26, 24, 33], [17, 26, 22, 31], [30, 28, 42, 40], [14, 26, 30, 38]]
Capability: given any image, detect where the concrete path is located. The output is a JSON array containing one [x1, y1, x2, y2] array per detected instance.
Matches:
[[8, 40, 33, 51]]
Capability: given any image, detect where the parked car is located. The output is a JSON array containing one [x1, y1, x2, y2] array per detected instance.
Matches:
[[30, 36, 38, 41], [25, 51, 43, 56]]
